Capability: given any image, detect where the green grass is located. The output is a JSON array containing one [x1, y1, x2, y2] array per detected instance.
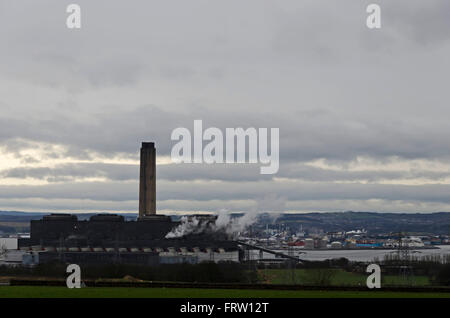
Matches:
[[258, 269, 431, 286], [0, 286, 449, 298]]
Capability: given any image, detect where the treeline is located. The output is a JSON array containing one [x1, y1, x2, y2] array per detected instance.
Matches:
[[0, 261, 258, 284], [254, 257, 352, 270], [3, 257, 450, 286]]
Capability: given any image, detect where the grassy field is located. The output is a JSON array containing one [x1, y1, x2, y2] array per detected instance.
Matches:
[[258, 269, 430, 286], [0, 286, 449, 298]]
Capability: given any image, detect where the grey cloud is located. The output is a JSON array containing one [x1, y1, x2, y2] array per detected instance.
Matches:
[[2, 180, 450, 206], [3, 105, 450, 164], [4, 160, 450, 184], [1, 1, 450, 213], [385, 0, 450, 46], [1, 163, 138, 182]]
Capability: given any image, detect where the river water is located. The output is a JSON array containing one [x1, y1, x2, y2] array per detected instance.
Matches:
[[250, 245, 450, 262]]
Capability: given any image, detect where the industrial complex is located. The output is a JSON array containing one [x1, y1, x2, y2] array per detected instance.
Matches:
[[1, 142, 448, 267], [14, 142, 240, 265]]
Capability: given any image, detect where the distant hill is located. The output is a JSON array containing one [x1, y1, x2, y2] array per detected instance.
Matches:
[[1, 211, 450, 235], [258, 211, 450, 235]]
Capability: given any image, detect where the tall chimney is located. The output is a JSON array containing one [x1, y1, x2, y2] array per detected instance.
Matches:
[[139, 142, 156, 217]]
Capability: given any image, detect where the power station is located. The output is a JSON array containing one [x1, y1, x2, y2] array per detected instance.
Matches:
[[18, 142, 240, 265]]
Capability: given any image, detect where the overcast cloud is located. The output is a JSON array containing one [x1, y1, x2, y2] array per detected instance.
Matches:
[[1, 0, 450, 214]]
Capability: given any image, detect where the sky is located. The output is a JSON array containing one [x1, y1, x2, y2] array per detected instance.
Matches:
[[1, 0, 450, 214]]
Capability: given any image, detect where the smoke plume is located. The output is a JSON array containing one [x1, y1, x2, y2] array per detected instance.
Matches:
[[165, 210, 259, 239], [165, 194, 286, 239]]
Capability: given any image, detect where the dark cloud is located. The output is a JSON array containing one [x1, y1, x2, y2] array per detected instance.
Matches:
[[1, 180, 450, 207], [3, 105, 450, 163], [3, 160, 450, 185]]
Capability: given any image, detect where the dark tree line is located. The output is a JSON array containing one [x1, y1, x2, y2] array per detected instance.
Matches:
[[0, 261, 258, 284]]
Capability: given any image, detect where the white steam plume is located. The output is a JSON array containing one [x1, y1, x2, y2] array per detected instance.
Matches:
[[165, 195, 286, 239], [165, 210, 259, 239]]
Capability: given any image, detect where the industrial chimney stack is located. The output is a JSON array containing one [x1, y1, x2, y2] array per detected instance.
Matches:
[[139, 142, 156, 217]]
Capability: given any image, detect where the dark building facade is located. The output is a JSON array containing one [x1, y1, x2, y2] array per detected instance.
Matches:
[[20, 213, 175, 248], [39, 251, 160, 266], [18, 213, 237, 250]]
